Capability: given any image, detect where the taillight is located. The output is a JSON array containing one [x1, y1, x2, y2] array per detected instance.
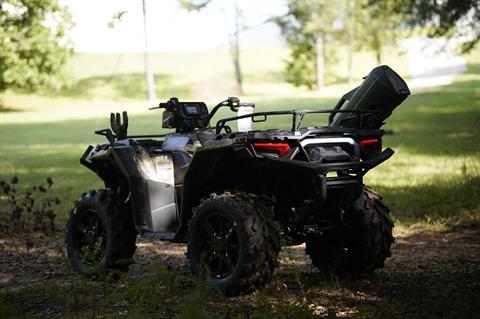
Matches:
[[359, 138, 381, 159], [253, 143, 291, 157], [359, 139, 379, 150]]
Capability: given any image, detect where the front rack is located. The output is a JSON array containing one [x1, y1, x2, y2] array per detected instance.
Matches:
[[214, 109, 380, 134]]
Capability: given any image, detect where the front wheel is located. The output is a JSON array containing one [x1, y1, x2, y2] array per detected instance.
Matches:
[[306, 186, 394, 275], [188, 192, 280, 296], [65, 190, 137, 277]]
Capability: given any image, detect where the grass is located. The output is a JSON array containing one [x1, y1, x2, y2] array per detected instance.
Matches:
[[0, 43, 478, 316], [0, 47, 477, 228], [0, 46, 417, 225], [366, 58, 480, 227], [0, 254, 327, 318], [2, 225, 479, 318], [0, 46, 408, 123]]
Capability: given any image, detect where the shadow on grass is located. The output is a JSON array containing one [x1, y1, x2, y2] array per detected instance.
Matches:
[[385, 63, 480, 156], [3, 222, 479, 318], [375, 175, 480, 225], [49, 73, 192, 100], [0, 105, 24, 113], [270, 223, 480, 318], [0, 106, 25, 113]]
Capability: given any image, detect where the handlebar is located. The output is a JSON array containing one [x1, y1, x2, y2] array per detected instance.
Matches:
[[149, 97, 180, 111], [207, 96, 254, 122], [150, 97, 252, 119], [147, 96, 254, 133]]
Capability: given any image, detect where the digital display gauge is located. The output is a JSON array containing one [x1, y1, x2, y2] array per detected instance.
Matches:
[[184, 104, 201, 115]]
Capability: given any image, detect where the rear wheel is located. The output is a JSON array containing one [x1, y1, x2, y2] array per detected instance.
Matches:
[[306, 186, 394, 275], [188, 192, 280, 296], [66, 189, 137, 277]]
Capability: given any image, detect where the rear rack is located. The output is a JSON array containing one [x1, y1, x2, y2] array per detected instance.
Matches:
[[214, 109, 380, 134]]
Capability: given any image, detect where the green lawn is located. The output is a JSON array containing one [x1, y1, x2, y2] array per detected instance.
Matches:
[[1, 47, 479, 319], [0, 48, 478, 229]]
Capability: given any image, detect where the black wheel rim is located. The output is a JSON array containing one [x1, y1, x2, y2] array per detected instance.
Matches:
[[74, 209, 106, 266], [198, 213, 240, 279]]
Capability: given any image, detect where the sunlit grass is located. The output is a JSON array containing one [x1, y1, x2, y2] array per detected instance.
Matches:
[[1, 46, 408, 123], [0, 48, 478, 228]]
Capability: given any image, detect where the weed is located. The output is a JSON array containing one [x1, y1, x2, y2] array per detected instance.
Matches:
[[0, 176, 60, 246]]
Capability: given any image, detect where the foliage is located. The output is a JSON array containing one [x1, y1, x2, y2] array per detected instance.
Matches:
[[0, 0, 73, 93], [178, 0, 210, 11], [277, 0, 408, 89], [276, 1, 315, 89], [355, 0, 405, 64], [0, 176, 60, 242], [179, 0, 244, 94], [371, 0, 480, 52], [276, 0, 342, 90]]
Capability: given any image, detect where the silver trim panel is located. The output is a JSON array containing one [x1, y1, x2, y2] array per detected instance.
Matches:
[[300, 137, 356, 147]]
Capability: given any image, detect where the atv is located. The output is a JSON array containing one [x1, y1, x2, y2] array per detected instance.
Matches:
[[66, 65, 410, 295]]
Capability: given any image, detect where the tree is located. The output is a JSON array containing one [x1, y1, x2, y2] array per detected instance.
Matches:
[[277, 0, 343, 91], [388, 0, 480, 52], [0, 0, 72, 93], [355, 0, 404, 65], [142, 0, 156, 102], [179, 0, 244, 95], [346, 0, 355, 83]]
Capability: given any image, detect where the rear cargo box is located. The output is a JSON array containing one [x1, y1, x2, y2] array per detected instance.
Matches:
[[330, 65, 410, 129]]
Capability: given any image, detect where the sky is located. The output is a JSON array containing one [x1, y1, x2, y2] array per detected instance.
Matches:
[[64, 0, 288, 53]]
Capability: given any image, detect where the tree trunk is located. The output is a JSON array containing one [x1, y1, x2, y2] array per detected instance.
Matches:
[[315, 34, 325, 92], [347, 0, 355, 83], [373, 31, 382, 65], [231, 0, 243, 95], [375, 48, 382, 65], [231, 33, 243, 95], [142, 0, 156, 102]]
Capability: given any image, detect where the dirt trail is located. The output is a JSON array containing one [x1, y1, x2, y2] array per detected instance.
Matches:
[[1, 223, 479, 318]]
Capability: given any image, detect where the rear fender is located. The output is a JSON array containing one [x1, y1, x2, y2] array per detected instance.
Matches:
[[177, 142, 318, 239], [178, 144, 237, 238]]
